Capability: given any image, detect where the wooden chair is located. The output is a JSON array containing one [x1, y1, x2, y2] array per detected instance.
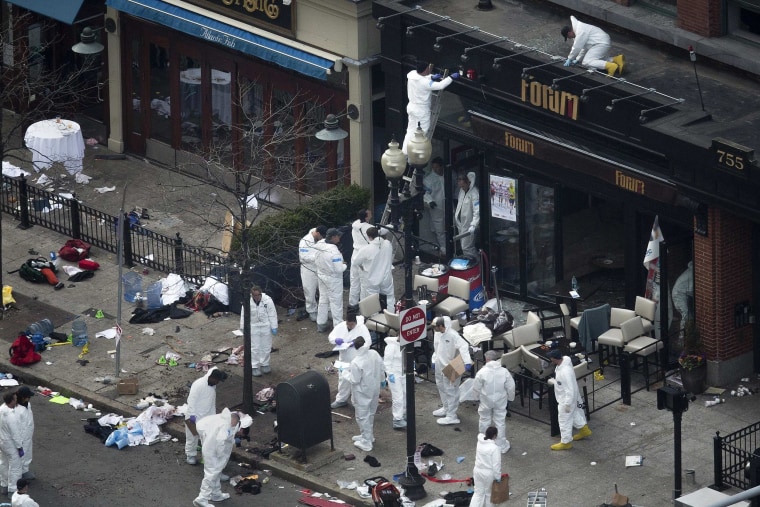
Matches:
[[430, 276, 470, 318]]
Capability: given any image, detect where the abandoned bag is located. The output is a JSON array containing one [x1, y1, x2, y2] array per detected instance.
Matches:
[[58, 239, 92, 262], [17, 258, 53, 284], [371, 480, 401, 507], [9, 334, 41, 366], [234, 476, 262, 495], [490, 474, 510, 504]]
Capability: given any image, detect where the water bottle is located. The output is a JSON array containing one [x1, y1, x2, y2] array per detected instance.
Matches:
[[571, 275, 578, 291], [49, 251, 57, 261], [27, 318, 54, 337], [72, 317, 88, 347]]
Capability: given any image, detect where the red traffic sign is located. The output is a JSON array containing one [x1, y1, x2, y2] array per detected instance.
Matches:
[[399, 306, 427, 345]]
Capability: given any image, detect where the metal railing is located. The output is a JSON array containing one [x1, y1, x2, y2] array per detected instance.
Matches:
[[713, 420, 760, 491], [1, 174, 227, 285]]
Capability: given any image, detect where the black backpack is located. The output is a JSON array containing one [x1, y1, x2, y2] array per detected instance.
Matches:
[[17, 258, 53, 283]]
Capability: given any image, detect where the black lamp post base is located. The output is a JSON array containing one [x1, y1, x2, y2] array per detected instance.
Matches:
[[398, 470, 426, 500]]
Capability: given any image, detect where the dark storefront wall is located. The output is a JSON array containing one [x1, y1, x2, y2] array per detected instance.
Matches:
[[119, 15, 348, 194]]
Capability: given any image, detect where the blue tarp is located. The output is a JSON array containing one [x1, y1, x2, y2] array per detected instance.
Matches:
[[6, 0, 85, 25], [106, 0, 332, 81]]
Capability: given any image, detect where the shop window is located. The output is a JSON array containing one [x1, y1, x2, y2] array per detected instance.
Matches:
[[179, 54, 202, 151], [129, 38, 142, 137], [525, 182, 555, 297], [489, 174, 519, 293], [148, 41, 171, 145]]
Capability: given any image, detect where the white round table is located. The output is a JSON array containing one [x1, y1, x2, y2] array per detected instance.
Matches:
[[180, 68, 232, 125], [24, 119, 85, 174]]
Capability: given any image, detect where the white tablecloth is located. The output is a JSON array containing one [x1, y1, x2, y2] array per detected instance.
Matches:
[[179, 68, 232, 125], [24, 119, 85, 174]]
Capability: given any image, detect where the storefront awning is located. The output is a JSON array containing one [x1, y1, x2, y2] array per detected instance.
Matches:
[[6, 0, 85, 24], [106, 0, 334, 81]]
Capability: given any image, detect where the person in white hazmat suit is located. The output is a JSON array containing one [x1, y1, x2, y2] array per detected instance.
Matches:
[[454, 171, 480, 258], [432, 316, 472, 425], [383, 333, 407, 430], [470, 426, 503, 507], [561, 16, 624, 77], [355, 227, 395, 309], [15, 387, 35, 481], [473, 350, 515, 453], [423, 157, 446, 251], [192, 409, 250, 507], [349, 337, 385, 452], [403, 62, 459, 154], [240, 286, 279, 377], [11, 478, 38, 507], [328, 312, 371, 409], [184, 367, 228, 465], [0, 391, 24, 497], [316, 228, 347, 333], [349, 210, 373, 308], [298, 225, 327, 322], [547, 349, 592, 450]]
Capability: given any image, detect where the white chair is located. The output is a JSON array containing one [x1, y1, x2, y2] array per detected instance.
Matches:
[[504, 320, 542, 351], [414, 274, 439, 301], [520, 345, 555, 409], [502, 311, 541, 350], [382, 309, 401, 334], [634, 296, 656, 335], [358, 293, 390, 334], [431, 276, 470, 318], [621, 316, 663, 390], [571, 303, 612, 352], [597, 307, 636, 364], [501, 348, 525, 407]]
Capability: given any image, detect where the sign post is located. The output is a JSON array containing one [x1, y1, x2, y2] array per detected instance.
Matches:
[[399, 306, 427, 345]]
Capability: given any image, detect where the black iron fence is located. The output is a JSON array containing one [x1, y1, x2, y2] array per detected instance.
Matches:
[[713, 420, 760, 491], [1, 174, 226, 286]]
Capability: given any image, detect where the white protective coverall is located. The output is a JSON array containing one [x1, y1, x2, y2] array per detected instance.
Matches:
[[470, 433, 502, 507], [349, 220, 373, 306], [299, 229, 321, 320], [554, 356, 587, 444], [361, 237, 396, 308], [11, 489, 39, 507], [433, 317, 472, 420], [16, 402, 33, 476], [0, 405, 24, 494], [240, 293, 278, 370], [349, 346, 385, 449], [671, 261, 694, 325], [329, 317, 371, 405], [403, 70, 453, 153], [195, 408, 239, 504], [316, 239, 346, 328], [454, 172, 481, 258], [383, 336, 406, 424], [184, 367, 221, 459], [566, 15, 612, 71], [423, 169, 446, 250], [473, 360, 515, 453]]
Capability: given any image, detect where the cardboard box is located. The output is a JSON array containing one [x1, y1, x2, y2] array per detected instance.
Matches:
[[117, 377, 139, 395], [442, 354, 465, 383]]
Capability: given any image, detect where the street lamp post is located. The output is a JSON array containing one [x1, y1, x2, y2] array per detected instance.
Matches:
[[380, 125, 432, 501]]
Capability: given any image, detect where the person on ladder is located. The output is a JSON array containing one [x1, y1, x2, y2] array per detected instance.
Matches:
[[403, 62, 459, 154]]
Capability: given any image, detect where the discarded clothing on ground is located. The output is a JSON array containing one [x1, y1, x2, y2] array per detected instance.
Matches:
[[129, 303, 193, 323]]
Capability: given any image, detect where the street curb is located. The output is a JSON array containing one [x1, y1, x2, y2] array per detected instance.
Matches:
[[0, 358, 372, 506]]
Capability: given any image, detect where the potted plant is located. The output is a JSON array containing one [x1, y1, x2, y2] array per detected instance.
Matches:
[[678, 319, 707, 394]]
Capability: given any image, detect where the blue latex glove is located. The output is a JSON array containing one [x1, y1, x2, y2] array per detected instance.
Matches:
[[450, 72, 460, 79], [431, 73, 442, 80], [380, 380, 388, 388], [431, 362, 435, 370], [271, 328, 278, 335], [564, 58, 574, 67], [17, 448, 24, 458], [188, 415, 196, 423], [465, 363, 472, 371], [335, 338, 344, 345], [388, 374, 395, 384]]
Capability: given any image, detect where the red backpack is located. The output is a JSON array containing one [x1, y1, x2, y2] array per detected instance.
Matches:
[[9, 334, 41, 366], [58, 239, 92, 262]]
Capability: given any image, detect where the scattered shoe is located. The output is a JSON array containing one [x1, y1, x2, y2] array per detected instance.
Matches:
[[432, 407, 446, 417], [220, 473, 230, 481], [604, 61, 618, 77], [363, 455, 381, 467], [331, 401, 348, 409], [612, 54, 625, 75], [186, 456, 198, 465], [436, 416, 460, 426], [21, 471, 35, 480], [261, 365, 271, 374], [551, 442, 573, 451], [354, 439, 373, 452], [211, 492, 230, 501], [252, 368, 262, 377], [193, 497, 211, 507], [351, 435, 364, 441], [54, 282, 64, 290], [296, 310, 309, 321], [573, 425, 592, 441], [393, 419, 407, 430]]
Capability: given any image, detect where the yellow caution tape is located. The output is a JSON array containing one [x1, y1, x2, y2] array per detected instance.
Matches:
[[78, 342, 90, 359]]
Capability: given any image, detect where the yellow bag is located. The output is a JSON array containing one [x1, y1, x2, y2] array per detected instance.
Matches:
[[3, 285, 15, 307]]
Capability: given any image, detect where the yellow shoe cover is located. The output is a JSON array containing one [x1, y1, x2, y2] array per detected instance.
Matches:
[[605, 62, 618, 77], [573, 425, 593, 441], [612, 54, 625, 75], [551, 442, 573, 450]]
